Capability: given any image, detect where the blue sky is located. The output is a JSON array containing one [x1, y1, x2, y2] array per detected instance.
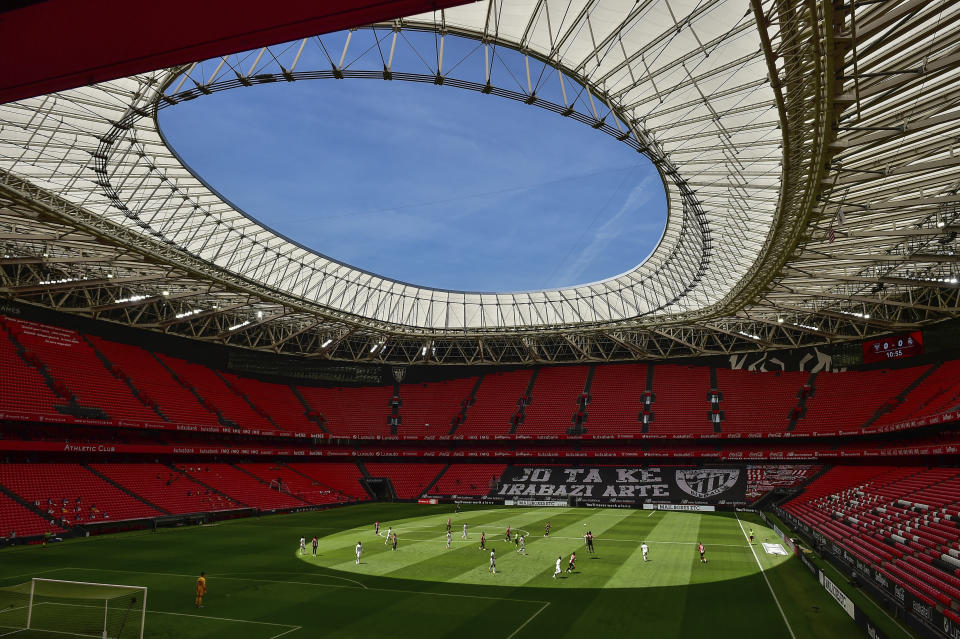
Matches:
[[159, 74, 667, 292]]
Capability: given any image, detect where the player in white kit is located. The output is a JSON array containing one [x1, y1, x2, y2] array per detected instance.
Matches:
[[462, 523, 468, 539], [446, 531, 452, 549], [299, 537, 305, 556], [641, 542, 649, 561], [355, 541, 363, 565], [489, 549, 496, 574], [553, 556, 562, 579], [385, 526, 392, 544]]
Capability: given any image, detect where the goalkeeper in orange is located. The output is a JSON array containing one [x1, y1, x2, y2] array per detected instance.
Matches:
[[195, 572, 207, 608]]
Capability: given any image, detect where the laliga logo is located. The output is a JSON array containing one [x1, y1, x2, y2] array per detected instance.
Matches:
[[675, 469, 740, 499]]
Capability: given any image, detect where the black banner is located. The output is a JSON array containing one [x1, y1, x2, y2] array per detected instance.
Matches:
[[491, 465, 747, 505]]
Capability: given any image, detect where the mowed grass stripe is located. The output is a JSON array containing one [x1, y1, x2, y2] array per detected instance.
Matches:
[[605, 511, 694, 588], [308, 508, 551, 576], [373, 508, 566, 582], [442, 508, 637, 586], [292, 580, 537, 639], [0, 504, 885, 639]]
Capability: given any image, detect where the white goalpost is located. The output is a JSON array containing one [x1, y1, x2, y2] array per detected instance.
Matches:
[[0, 578, 147, 639]]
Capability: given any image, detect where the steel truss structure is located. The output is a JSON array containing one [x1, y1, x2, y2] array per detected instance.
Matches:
[[1, 0, 959, 364]]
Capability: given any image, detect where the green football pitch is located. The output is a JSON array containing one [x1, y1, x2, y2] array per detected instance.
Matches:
[[0, 504, 915, 639]]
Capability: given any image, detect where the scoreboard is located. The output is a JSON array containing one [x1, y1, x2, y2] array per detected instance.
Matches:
[[862, 332, 923, 363]]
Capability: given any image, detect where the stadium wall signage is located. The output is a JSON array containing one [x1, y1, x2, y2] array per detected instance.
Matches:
[[490, 466, 747, 505], [1, 439, 959, 461], [820, 572, 856, 619], [503, 499, 568, 507], [0, 409, 956, 444], [641, 503, 716, 512]]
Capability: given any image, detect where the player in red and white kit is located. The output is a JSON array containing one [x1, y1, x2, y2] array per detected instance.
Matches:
[[566, 552, 577, 573], [698, 542, 707, 563]]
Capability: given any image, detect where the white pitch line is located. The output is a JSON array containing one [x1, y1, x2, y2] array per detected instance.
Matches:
[[229, 568, 368, 590], [647, 510, 656, 517], [39, 601, 300, 632], [505, 602, 549, 639], [64, 567, 547, 606], [0, 567, 67, 582], [268, 627, 302, 639], [67, 566, 365, 591], [735, 513, 797, 639], [0, 629, 25, 637], [147, 609, 297, 628]]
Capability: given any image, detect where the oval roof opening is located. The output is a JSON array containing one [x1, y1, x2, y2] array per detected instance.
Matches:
[[159, 78, 667, 292]]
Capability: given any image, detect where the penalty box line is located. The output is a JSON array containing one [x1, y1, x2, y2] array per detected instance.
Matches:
[[64, 567, 551, 607], [28, 601, 301, 639]]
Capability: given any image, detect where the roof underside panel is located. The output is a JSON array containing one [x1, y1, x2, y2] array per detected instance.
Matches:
[[1, 0, 959, 363]]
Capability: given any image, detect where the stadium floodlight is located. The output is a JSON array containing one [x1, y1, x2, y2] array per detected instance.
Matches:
[[321, 338, 333, 348], [839, 310, 870, 319], [229, 320, 251, 331], [0, 578, 147, 639]]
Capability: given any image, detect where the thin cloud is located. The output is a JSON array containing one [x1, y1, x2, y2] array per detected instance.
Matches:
[[551, 174, 658, 287]]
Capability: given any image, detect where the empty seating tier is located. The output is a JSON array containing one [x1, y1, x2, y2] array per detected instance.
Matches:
[[0, 463, 164, 523], [398, 378, 476, 436], [364, 463, 446, 499], [91, 463, 242, 514], [236, 463, 351, 505], [584, 364, 648, 435], [2, 315, 960, 439], [457, 370, 532, 436], [519, 367, 588, 435], [284, 463, 369, 500], [177, 464, 307, 511], [0, 491, 65, 538], [431, 464, 507, 496], [784, 466, 960, 611], [296, 385, 394, 437], [158, 355, 275, 430]]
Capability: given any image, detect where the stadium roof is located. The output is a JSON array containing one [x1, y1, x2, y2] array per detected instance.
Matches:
[[1, 0, 959, 364]]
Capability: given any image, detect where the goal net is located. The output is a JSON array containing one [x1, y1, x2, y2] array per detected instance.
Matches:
[[0, 578, 146, 639]]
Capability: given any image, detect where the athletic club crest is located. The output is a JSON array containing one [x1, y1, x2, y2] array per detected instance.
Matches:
[[391, 367, 407, 383], [675, 469, 740, 499]]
